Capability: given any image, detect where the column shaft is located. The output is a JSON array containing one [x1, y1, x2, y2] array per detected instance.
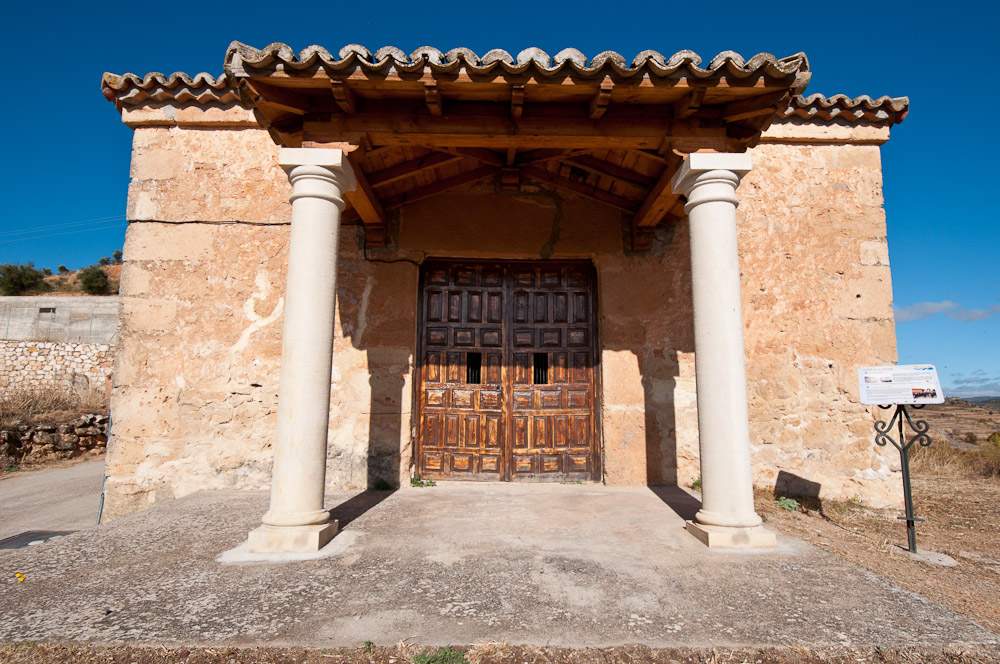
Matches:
[[671, 153, 774, 547], [246, 148, 356, 555]]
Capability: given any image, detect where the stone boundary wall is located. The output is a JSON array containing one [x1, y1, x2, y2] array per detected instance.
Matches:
[[0, 296, 120, 394], [0, 340, 114, 393], [0, 413, 109, 470]]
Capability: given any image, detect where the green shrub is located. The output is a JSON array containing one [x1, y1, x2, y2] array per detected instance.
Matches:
[[113, 250, 123, 264], [413, 647, 467, 664], [988, 432, 1000, 448], [410, 476, 436, 488], [78, 266, 110, 294], [776, 496, 800, 512], [57, 265, 69, 275], [0, 263, 50, 295]]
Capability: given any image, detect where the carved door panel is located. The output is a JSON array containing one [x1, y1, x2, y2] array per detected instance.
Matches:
[[416, 260, 599, 482], [417, 262, 506, 479], [507, 263, 597, 480]]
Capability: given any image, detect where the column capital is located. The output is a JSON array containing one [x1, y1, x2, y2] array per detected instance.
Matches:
[[279, 147, 357, 209], [670, 152, 753, 213]]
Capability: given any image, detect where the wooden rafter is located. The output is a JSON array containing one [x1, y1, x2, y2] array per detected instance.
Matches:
[[589, 78, 614, 119], [720, 92, 789, 123], [367, 152, 463, 189], [443, 147, 506, 167], [632, 162, 682, 228], [344, 152, 387, 246], [246, 82, 311, 116], [522, 166, 636, 212], [381, 166, 498, 210], [562, 155, 654, 188], [517, 148, 588, 165], [330, 80, 356, 114]]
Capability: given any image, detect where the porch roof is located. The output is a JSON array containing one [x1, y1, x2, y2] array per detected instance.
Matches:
[[101, 42, 908, 250]]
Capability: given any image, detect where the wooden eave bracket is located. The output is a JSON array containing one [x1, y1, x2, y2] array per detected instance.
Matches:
[[511, 85, 525, 121], [674, 88, 706, 119], [589, 78, 614, 120], [425, 82, 443, 116], [330, 80, 356, 114]]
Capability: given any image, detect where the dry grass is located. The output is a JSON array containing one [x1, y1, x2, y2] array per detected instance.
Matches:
[[0, 386, 108, 427], [909, 438, 1000, 479]]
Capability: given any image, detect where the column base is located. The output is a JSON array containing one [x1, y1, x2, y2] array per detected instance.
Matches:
[[685, 520, 776, 548], [246, 521, 339, 554]]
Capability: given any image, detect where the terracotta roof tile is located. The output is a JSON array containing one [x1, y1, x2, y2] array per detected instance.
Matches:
[[784, 94, 908, 126], [101, 72, 242, 110], [223, 41, 810, 82]]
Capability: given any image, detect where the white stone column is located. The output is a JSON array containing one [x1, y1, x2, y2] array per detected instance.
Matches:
[[246, 148, 357, 554], [670, 153, 775, 548]]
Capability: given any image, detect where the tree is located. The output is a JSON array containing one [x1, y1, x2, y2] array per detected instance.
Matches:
[[989, 432, 1000, 448], [42, 268, 52, 276], [112, 250, 123, 264], [98, 257, 111, 266], [0, 263, 50, 295], [78, 266, 110, 295], [57, 265, 69, 275]]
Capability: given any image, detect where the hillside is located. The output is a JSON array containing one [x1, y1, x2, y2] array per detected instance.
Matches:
[[40, 264, 121, 296]]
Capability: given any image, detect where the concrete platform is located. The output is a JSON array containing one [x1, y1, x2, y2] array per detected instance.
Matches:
[[0, 482, 996, 648]]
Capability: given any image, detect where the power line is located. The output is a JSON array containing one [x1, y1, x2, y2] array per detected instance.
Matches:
[[0, 220, 126, 246], [0, 215, 126, 239]]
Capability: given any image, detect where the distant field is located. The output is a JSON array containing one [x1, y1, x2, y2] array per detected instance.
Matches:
[[917, 398, 1000, 448]]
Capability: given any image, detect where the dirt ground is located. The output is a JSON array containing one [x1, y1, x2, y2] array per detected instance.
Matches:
[[756, 475, 1000, 634], [1, 643, 999, 664]]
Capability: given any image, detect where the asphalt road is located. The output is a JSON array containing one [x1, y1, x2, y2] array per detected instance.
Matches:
[[0, 460, 105, 546]]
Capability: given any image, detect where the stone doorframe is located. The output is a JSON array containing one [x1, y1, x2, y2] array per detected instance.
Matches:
[[236, 147, 774, 559]]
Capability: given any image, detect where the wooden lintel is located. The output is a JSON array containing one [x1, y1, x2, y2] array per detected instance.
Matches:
[[562, 155, 654, 188], [511, 85, 525, 121], [330, 80, 356, 114], [425, 82, 443, 116], [632, 164, 680, 228], [368, 152, 463, 189], [382, 166, 498, 210], [344, 152, 387, 245], [522, 166, 636, 212], [589, 78, 614, 120], [302, 110, 734, 151], [720, 92, 789, 123], [675, 88, 706, 119]]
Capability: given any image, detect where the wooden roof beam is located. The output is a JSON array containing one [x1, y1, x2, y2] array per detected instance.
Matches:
[[381, 166, 499, 210], [720, 92, 789, 123], [367, 151, 463, 189], [522, 166, 636, 213], [442, 147, 506, 167], [562, 155, 654, 188], [344, 152, 387, 246], [303, 111, 735, 150], [330, 80, 356, 113], [632, 163, 682, 228], [589, 78, 614, 120]]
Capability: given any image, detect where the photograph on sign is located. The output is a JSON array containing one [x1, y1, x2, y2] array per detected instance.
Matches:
[[857, 364, 945, 405]]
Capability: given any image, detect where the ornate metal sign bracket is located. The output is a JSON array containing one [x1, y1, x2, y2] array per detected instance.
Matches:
[[874, 404, 932, 553]]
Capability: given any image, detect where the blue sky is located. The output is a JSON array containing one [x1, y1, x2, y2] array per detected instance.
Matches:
[[1, 1, 997, 395]]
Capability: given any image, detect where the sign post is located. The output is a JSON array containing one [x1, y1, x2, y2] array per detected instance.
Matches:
[[858, 364, 943, 553]]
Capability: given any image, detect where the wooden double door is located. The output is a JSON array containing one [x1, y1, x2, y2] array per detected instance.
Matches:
[[416, 259, 600, 482]]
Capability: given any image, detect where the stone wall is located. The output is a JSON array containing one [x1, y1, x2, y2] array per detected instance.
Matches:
[[102, 117, 899, 519], [0, 340, 114, 393], [0, 414, 109, 470], [0, 296, 120, 395]]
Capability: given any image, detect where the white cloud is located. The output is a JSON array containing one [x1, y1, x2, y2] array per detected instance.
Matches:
[[895, 300, 1000, 323], [894, 300, 957, 322]]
